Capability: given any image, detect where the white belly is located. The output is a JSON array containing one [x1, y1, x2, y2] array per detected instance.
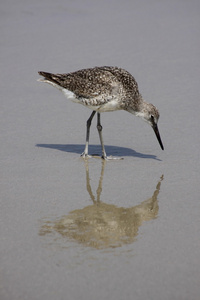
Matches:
[[94, 99, 121, 112], [62, 88, 121, 112], [42, 80, 121, 112]]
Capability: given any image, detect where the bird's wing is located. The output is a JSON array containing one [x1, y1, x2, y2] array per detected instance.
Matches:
[[39, 68, 123, 100]]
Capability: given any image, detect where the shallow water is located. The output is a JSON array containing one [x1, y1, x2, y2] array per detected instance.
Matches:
[[39, 160, 163, 250], [1, 1, 200, 300]]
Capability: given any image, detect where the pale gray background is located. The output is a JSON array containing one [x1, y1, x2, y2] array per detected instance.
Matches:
[[1, 0, 200, 299]]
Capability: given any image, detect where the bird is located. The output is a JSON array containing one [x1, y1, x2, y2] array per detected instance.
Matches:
[[38, 66, 164, 159]]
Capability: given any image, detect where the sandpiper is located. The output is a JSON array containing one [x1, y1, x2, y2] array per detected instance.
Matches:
[[38, 66, 164, 159]]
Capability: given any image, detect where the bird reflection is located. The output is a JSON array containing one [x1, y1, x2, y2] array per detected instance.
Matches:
[[39, 161, 163, 249]]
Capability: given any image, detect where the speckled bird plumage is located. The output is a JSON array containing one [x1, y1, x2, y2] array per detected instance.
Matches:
[[39, 67, 138, 110], [38, 66, 164, 158]]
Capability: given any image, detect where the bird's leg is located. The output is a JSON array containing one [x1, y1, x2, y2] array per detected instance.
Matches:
[[97, 113, 107, 159], [81, 111, 96, 158]]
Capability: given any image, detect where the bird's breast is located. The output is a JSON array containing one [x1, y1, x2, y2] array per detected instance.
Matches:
[[80, 97, 121, 112], [61, 87, 121, 112], [96, 98, 121, 112]]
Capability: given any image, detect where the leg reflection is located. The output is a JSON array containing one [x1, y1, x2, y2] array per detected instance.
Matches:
[[39, 167, 164, 249], [85, 159, 106, 204]]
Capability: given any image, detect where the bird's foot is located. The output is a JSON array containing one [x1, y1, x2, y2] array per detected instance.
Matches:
[[80, 152, 92, 159], [81, 153, 123, 160], [102, 155, 124, 161]]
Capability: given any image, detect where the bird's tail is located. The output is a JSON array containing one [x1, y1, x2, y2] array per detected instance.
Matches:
[[38, 71, 59, 84]]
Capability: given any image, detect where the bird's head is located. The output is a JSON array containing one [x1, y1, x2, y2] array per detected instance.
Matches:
[[134, 102, 164, 150]]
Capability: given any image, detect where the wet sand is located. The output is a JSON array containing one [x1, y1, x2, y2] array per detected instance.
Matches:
[[1, 1, 200, 299]]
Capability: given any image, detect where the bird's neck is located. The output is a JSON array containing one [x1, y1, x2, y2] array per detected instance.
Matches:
[[127, 96, 148, 115]]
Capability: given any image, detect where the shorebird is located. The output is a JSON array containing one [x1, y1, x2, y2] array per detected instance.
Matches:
[[38, 66, 164, 159]]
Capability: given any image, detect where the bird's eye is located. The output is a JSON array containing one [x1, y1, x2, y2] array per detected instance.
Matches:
[[151, 115, 154, 121]]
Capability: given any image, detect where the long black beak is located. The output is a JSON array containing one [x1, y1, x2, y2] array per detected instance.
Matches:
[[153, 124, 164, 150]]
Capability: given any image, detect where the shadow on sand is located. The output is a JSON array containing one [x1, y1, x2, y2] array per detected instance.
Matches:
[[36, 143, 161, 160]]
